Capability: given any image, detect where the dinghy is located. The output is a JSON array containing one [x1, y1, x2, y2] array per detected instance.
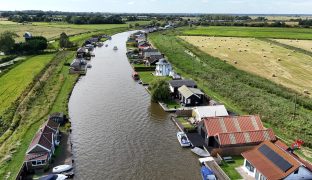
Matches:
[[177, 132, 191, 147], [39, 174, 67, 180], [52, 164, 73, 173], [113, 46, 118, 50], [201, 165, 216, 180], [191, 147, 210, 157]]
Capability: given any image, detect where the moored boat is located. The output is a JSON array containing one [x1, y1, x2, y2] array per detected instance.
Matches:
[[132, 72, 140, 80], [177, 132, 191, 147], [113, 46, 118, 50], [39, 174, 67, 180], [201, 165, 216, 180], [52, 164, 73, 173], [191, 147, 210, 157]]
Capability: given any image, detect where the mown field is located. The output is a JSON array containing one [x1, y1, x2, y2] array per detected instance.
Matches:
[[180, 36, 312, 96], [0, 54, 55, 116], [273, 39, 312, 52], [149, 32, 312, 159], [182, 26, 312, 39]]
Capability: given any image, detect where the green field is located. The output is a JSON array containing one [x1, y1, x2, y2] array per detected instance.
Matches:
[[0, 54, 55, 115], [220, 156, 244, 179], [182, 26, 312, 40], [149, 32, 312, 153]]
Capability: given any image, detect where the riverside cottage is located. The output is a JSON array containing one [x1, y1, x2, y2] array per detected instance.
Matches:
[[169, 79, 197, 98], [241, 141, 312, 180], [155, 58, 172, 76], [144, 51, 164, 66], [25, 119, 60, 172], [198, 115, 277, 156], [178, 85, 204, 106]]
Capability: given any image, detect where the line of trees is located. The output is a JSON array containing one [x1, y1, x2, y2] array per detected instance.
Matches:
[[0, 31, 48, 54], [64, 15, 123, 24]]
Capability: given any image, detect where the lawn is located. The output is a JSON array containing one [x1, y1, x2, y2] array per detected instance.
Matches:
[[164, 99, 181, 109], [149, 32, 312, 150], [182, 26, 312, 40], [138, 71, 170, 84], [220, 156, 244, 180], [0, 54, 55, 115], [180, 36, 312, 96], [177, 117, 196, 131]]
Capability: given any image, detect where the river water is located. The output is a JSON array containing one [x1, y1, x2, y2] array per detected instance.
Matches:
[[69, 31, 201, 180]]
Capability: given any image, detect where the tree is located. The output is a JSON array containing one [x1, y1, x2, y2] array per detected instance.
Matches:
[[59, 32, 73, 48], [129, 24, 133, 29], [134, 23, 140, 27], [0, 31, 18, 54], [149, 79, 170, 102]]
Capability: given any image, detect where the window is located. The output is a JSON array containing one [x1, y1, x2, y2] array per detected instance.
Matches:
[[245, 160, 255, 172], [294, 169, 299, 174]]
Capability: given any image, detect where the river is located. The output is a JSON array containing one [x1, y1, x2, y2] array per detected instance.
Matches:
[[68, 31, 201, 180]]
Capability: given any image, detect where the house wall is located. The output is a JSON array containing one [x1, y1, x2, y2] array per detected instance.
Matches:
[[285, 166, 312, 180], [210, 145, 256, 156]]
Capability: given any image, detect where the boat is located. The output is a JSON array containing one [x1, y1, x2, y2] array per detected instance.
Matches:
[[52, 164, 73, 173], [97, 42, 103, 47], [176, 132, 191, 147], [191, 147, 210, 157], [39, 174, 67, 180], [87, 64, 92, 68], [113, 46, 118, 50], [105, 44, 108, 47], [132, 72, 140, 81], [201, 165, 217, 180]]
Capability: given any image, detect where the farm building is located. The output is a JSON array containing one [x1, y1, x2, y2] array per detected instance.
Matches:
[[169, 79, 197, 97], [178, 85, 204, 106], [155, 58, 172, 76], [241, 141, 312, 180], [198, 115, 276, 156], [25, 119, 60, 172], [192, 105, 229, 122]]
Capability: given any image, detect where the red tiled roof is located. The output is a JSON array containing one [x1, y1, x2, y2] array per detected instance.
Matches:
[[217, 129, 276, 146], [203, 115, 265, 137], [242, 141, 302, 180]]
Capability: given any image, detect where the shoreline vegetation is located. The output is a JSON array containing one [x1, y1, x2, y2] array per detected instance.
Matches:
[[148, 30, 312, 160], [0, 26, 132, 179]]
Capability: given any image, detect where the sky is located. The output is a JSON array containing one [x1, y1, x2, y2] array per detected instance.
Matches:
[[0, 0, 312, 14]]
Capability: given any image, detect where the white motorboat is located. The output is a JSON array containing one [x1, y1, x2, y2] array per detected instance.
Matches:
[[191, 147, 210, 157], [105, 44, 108, 47], [87, 64, 92, 68], [39, 174, 67, 180], [177, 132, 191, 147], [97, 42, 103, 47], [52, 164, 73, 173], [113, 46, 118, 50]]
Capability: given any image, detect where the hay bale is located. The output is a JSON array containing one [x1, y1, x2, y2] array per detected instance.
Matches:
[[293, 50, 296, 53], [218, 46, 221, 47], [234, 61, 238, 64], [244, 49, 248, 52], [228, 47, 231, 50], [304, 90, 310, 94], [277, 58, 281, 61], [224, 60, 227, 63], [263, 55, 267, 57], [239, 50, 242, 52], [288, 54, 291, 56], [262, 49, 265, 51], [272, 74, 276, 77], [246, 45, 249, 47]]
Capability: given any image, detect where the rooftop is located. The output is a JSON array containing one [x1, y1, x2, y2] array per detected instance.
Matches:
[[178, 85, 204, 98], [169, 79, 197, 88]]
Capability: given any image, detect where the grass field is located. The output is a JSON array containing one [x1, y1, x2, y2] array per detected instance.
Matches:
[[182, 26, 312, 40], [220, 156, 244, 179], [273, 39, 312, 52], [180, 36, 312, 96], [0, 20, 149, 42], [0, 54, 55, 115], [149, 32, 312, 153]]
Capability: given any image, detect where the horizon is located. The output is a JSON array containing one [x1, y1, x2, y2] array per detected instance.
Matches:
[[0, 0, 312, 14]]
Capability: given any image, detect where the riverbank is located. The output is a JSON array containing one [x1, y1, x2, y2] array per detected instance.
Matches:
[[0, 28, 130, 180]]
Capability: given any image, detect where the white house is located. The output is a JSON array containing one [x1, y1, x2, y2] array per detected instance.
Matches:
[[192, 105, 229, 122], [155, 58, 172, 76], [241, 141, 312, 180]]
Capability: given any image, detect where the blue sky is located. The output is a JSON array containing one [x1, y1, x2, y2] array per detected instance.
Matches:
[[0, 0, 311, 14]]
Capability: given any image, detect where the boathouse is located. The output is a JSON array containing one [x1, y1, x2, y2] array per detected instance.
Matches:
[[169, 79, 197, 97], [241, 141, 312, 180], [192, 105, 229, 122], [198, 115, 277, 156]]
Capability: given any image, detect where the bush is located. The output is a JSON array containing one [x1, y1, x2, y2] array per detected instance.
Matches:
[[149, 79, 170, 102]]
